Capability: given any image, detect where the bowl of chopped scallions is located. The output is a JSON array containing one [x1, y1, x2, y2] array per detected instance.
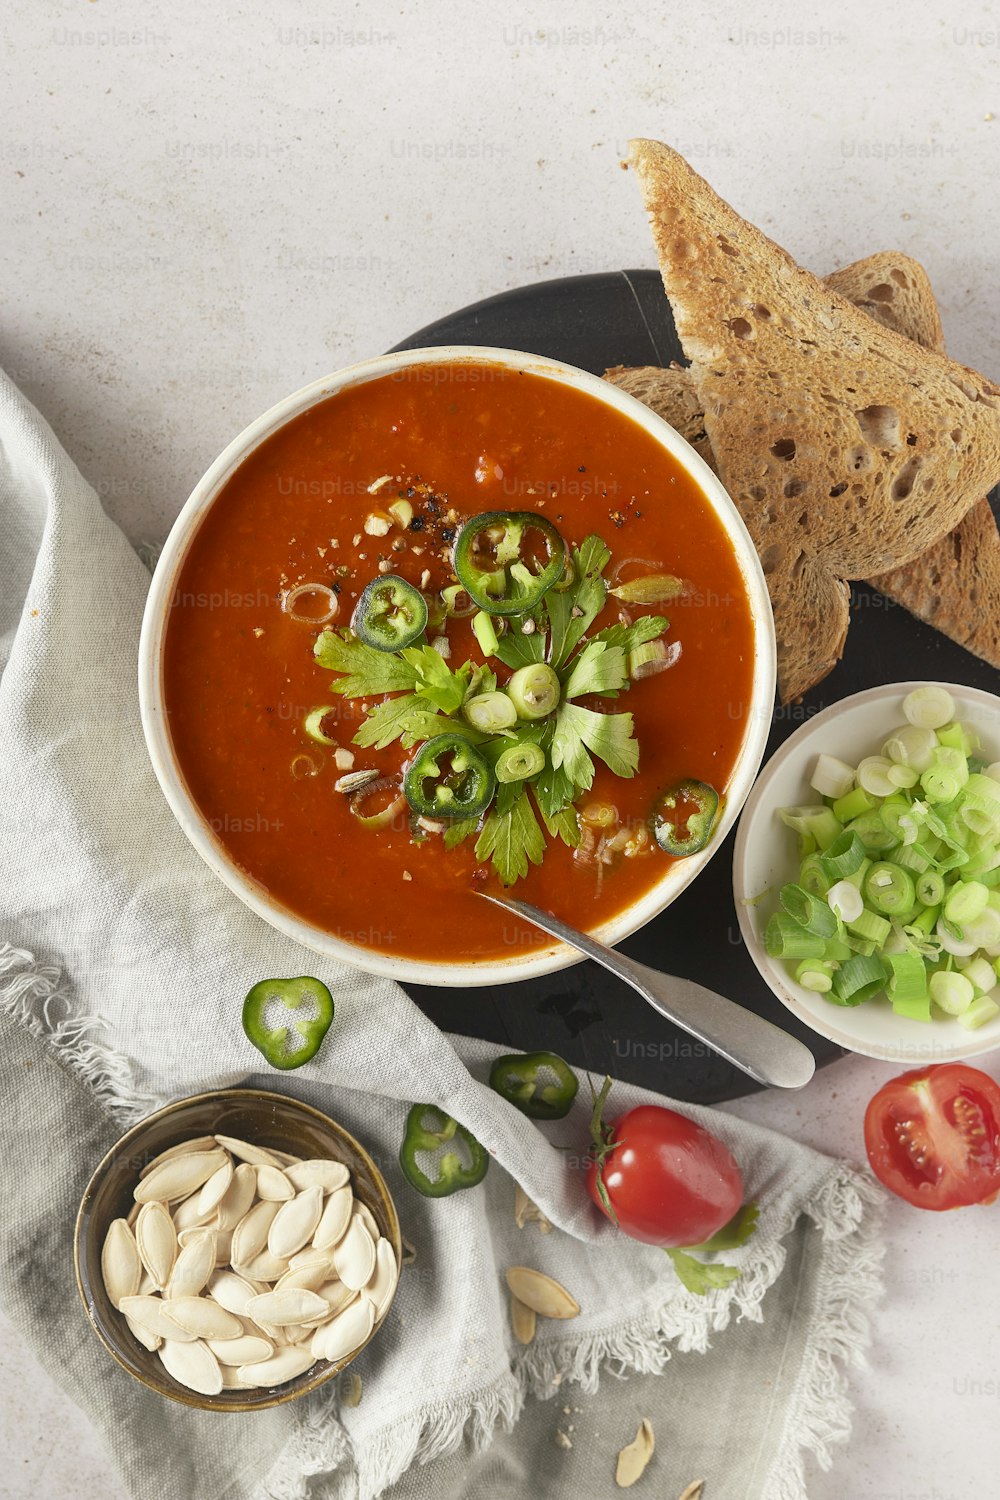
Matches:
[[734, 682, 1000, 1063]]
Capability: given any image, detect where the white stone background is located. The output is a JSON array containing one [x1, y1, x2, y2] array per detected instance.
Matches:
[[2, 1, 999, 1496]]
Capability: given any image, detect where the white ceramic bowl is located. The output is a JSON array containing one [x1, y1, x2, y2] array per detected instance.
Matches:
[[140, 345, 776, 986], [734, 680, 1000, 1064]]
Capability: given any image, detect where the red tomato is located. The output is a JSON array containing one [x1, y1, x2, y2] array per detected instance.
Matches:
[[864, 1064, 1000, 1211], [586, 1103, 743, 1247]]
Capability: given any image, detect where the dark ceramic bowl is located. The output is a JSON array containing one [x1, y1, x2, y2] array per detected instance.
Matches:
[[74, 1088, 401, 1410]]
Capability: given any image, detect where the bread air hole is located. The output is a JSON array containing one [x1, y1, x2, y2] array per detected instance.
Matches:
[[716, 235, 739, 258], [726, 317, 753, 339], [892, 456, 923, 501], [890, 269, 909, 287], [867, 283, 895, 303], [784, 479, 806, 499], [951, 428, 963, 444], [770, 437, 796, 460], [829, 481, 848, 497], [855, 404, 901, 449]]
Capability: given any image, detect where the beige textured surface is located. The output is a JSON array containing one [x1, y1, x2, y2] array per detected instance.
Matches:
[[628, 137, 1000, 700]]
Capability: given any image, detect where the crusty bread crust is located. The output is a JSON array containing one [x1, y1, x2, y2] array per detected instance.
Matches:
[[607, 251, 1000, 677], [627, 138, 1000, 701]]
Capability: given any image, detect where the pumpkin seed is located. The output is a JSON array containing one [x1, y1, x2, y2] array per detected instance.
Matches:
[[101, 1218, 142, 1309], [364, 1237, 399, 1320], [196, 1158, 235, 1217], [166, 1229, 217, 1298], [505, 1267, 579, 1320], [514, 1185, 553, 1234], [139, 1136, 218, 1178], [311, 1296, 374, 1364], [510, 1294, 536, 1346], [214, 1134, 283, 1168], [302, 1280, 357, 1326], [268, 1185, 324, 1259], [125, 1313, 162, 1353], [214, 1229, 234, 1267], [313, 1184, 353, 1251], [164, 1295, 244, 1341], [352, 1199, 381, 1243], [207, 1333, 273, 1366], [215, 1163, 258, 1232], [135, 1202, 177, 1291], [158, 1337, 224, 1396], [676, 1485, 704, 1500], [615, 1419, 655, 1489], [208, 1270, 257, 1318], [231, 1198, 280, 1267], [173, 1193, 217, 1234], [120, 1295, 197, 1343], [333, 1218, 376, 1292], [238, 1250, 291, 1283], [247, 1288, 329, 1326], [256, 1165, 295, 1202], [236, 1345, 314, 1387], [276, 1256, 333, 1294], [134, 1148, 230, 1204], [285, 1159, 350, 1194], [267, 1150, 304, 1168]]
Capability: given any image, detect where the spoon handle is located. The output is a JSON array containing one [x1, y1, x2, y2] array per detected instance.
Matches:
[[480, 894, 816, 1091]]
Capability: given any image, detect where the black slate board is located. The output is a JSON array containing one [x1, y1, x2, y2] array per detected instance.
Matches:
[[390, 271, 1000, 1103]]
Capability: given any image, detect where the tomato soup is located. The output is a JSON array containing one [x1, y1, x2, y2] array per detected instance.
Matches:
[[162, 362, 756, 963]]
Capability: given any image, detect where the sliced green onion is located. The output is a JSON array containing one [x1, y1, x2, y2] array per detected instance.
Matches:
[[892, 842, 933, 874], [920, 766, 962, 804], [778, 804, 828, 835], [819, 829, 867, 879], [779, 884, 839, 937], [832, 954, 887, 1006], [957, 994, 1000, 1030], [944, 880, 990, 926], [848, 908, 892, 946], [929, 969, 975, 1016], [879, 796, 914, 842], [846, 812, 899, 853], [887, 952, 930, 1021], [857, 756, 897, 798], [442, 584, 477, 618], [887, 764, 919, 789], [915, 871, 946, 906], [472, 611, 500, 658], [936, 917, 979, 958], [764, 913, 827, 960], [827, 879, 863, 924], [810, 754, 856, 800], [904, 685, 955, 730], [795, 959, 835, 993], [805, 808, 843, 851], [495, 741, 546, 784], [961, 905, 1000, 950], [800, 851, 833, 896], [462, 691, 517, 734], [882, 724, 938, 772], [864, 862, 916, 915], [303, 707, 339, 745], [832, 786, 874, 824], [937, 721, 979, 756], [507, 663, 560, 720], [959, 956, 997, 995]]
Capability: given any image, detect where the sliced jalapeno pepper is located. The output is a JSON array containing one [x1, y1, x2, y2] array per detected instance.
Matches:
[[403, 733, 496, 819], [653, 779, 721, 856], [453, 510, 567, 616], [241, 976, 334, 1070], [398, 1104, 489, 1197], [353, 575, 428, 651], [489, 1050, 579, 1120]]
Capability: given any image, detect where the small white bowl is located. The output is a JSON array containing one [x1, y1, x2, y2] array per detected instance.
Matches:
[[140, 345, 776, 987], [734, 680, 1000, 1065]]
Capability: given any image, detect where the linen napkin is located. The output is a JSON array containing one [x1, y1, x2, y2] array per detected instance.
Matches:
[[0, 368, 884, 1500]]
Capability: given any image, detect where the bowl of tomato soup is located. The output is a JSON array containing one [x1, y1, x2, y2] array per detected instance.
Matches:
[[140, 347, 775, 985]]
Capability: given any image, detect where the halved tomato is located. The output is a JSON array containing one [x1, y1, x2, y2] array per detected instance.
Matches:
[[864, 1064, 1000, 1211]]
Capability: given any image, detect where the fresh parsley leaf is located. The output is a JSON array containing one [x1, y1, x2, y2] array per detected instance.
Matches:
[[548, 534, 611, 668], [351, 693, 426, 750], [593, 614, 670, 655], [494, 624, 545, 671], [534, 792, 581, 849], [443, 818, 480, 850], [399, 713, 485, 750], [551, 703, 639, 787], [315, 630, 419, 697], [666, 1249, 742, 1296], [688, 1202, 759, 1254], [561, 640, 628, 701], [533, 759, 577, 818], [464, 665, 498, 701], [401, 645, 471, 715], [475, 789, 546, 885]]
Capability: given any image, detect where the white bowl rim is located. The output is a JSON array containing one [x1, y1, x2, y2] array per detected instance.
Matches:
[[139, 343, 777, 986], [733, 678, 1000, 1064]]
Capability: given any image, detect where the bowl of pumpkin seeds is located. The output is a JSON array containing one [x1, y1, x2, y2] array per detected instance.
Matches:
[[74, 1088, 402, 1409]]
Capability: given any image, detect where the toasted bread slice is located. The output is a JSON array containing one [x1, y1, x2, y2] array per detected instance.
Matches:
[[608, 254, 1000, 674], [627, 138, 1000, 700]]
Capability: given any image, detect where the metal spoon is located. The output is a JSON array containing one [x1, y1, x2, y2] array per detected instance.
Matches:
[[478, 893, 816, 1091]]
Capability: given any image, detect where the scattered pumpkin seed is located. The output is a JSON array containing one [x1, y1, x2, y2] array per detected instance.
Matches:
[[510, 1294, 536, 1345], [505, 1267, 580, 1320], [615, 1419, 655, 1488]]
